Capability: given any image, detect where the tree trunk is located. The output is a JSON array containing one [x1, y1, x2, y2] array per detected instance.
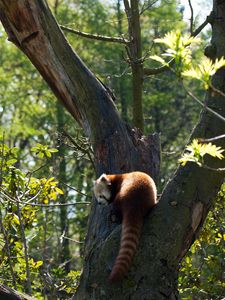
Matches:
[[124, 0, 144, 131], [117, 0, 128, 121], [0, 1, 224, 299]]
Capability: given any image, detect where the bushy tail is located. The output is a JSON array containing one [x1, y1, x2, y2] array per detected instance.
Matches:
[[109, 213, 143, 283]]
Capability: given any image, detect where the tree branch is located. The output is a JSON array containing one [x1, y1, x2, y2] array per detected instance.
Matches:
[[0, 210, 17, 289], [192, 12, 213, 37], [123, 0, 131, 15], [0, 190, 90, 207], [182, 83, 225, 123], [61, 129, 95, 169], [60, 233, 84, 244], [15, 195, 32, 295], [209, 83, 225, 98], [0, 284, 36, 300], [188, 0, 194, 35], [140, 0, 158, 15], [0, 133, 5, 186], [199, 134, 225, 143], [143, 60, 172, 75], [60, 25, 130, 44], [200, 165, 225, 172]]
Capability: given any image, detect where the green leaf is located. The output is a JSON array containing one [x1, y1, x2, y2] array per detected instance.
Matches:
[[55, 187, 64, 195], [12, 214, 20, 226], [6, 159, 17, 166], [179, 139, 225, 166], [48, 148, 58, 153], [182, 57, 225, 89], [33, 260, 43, 269], [38, 152, 44, 158], [44, 150, 52, 158], [149, 55, 167, 65]]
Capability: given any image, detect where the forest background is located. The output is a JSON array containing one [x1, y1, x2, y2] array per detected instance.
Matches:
[[0, 0, 224, 299]]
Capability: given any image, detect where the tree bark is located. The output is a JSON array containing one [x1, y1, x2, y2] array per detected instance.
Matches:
[[0, 284, 36, 300], [0, 1, 224, 299]]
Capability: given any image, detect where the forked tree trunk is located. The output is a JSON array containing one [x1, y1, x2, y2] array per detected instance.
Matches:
[[0, 1, 224, 299]]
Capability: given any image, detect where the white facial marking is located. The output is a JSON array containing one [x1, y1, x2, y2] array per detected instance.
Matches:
[[93, 174, 112, 205], [96, 195, 108, 205]]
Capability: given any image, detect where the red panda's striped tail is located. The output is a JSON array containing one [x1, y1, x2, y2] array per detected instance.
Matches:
[[109, 214, 143, 283]]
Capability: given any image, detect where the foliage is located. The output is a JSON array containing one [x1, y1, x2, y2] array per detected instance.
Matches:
[[0, 143, 81, 298], [150, 29, 225, 87], [179, 139, 225, 167], [0, 18, 92, 297], [179, 183, 225, 299], [183, 57, 225, 89], [57, 270, 81, 295], [31, 143, 58, 159], [150, 30, 201, 76]]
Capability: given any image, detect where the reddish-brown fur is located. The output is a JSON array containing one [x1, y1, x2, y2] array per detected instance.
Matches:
[[94, 171, 157, 282]]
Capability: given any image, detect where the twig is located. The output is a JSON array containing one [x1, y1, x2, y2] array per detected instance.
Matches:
[[201, 165, 225, 172], [0, 133, 5, 186], [15, 194, 32, 295], [23, 189, 43, 204], [60, 25, 130, 44], [140, 0, 158, 15], [0, 208, 17, 289], [59, 181, 92, 198], [209, 83, 225, 99], [62, 129, 95, 168], [112, 64, 130, 78], [25, 163, 49, 177], [60, 234, 84, 244], [182, 83, 225, 123], [199, 134, 225, 143], [143, 60, 172, 75], [192, 12, 214, 37], [23, 164, 49, 204], [0, 190, 90, 207], [123, 0, 132, 34], [188, 0, 194, 35]]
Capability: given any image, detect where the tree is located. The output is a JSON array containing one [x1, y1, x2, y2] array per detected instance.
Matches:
[[0, 1, 224, 299]]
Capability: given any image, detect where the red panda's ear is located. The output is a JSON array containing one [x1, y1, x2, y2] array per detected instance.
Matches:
[[100, 174, 111, 185]]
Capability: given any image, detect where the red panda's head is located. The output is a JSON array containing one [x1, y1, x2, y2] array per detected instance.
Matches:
[[93, 173, 112, 205]]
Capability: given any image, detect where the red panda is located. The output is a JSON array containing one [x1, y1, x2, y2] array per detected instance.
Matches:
[[93, 171, 157, 283]]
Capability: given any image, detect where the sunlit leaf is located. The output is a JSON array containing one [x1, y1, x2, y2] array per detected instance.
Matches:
[[179, 139, 225, 166], [149, 55, 167, 65], [152, 30, 201, 76], [6, 159, 17, 166], [55, 187, 64, 195], [182, 57, 225, 89]]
